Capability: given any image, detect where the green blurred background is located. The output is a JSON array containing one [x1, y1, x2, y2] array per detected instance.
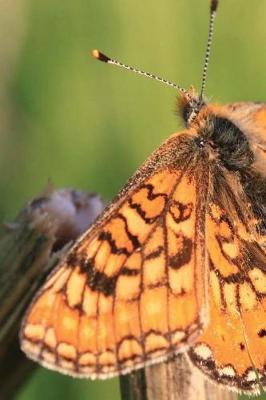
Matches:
[[0, 0, 266, 399]]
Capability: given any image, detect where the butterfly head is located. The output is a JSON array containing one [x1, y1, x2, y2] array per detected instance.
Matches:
[[179, 87, 206, 127]]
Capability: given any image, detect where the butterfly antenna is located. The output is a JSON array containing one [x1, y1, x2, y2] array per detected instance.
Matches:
[[200, 0, 219, 100], [91, 49, 189, 96]]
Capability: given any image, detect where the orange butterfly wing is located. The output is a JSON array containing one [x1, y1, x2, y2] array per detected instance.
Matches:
[[20, 132, 209, 378], [188, 162, 266, 394]]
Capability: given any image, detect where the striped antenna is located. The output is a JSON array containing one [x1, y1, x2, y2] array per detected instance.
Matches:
[[91, 49, 189, 95], [200, 0, 219, 100]]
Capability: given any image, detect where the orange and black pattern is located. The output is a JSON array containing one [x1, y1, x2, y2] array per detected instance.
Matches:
[[189, 162, 266, 393], [20, 101, 266, 394], [20, 132, 209, 377]]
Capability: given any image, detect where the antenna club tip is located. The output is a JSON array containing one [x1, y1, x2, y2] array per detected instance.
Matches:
[[210, 0, 219, 12], [91, 49, 100, 59], [91, 49, 110, 63]]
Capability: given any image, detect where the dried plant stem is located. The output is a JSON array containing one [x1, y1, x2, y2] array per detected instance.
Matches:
[[120, 348, 237, 400], [0, 206, 61, 399]]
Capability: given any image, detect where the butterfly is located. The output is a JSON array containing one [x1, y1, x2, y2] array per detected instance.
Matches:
[[20, 0, 266, 395]]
